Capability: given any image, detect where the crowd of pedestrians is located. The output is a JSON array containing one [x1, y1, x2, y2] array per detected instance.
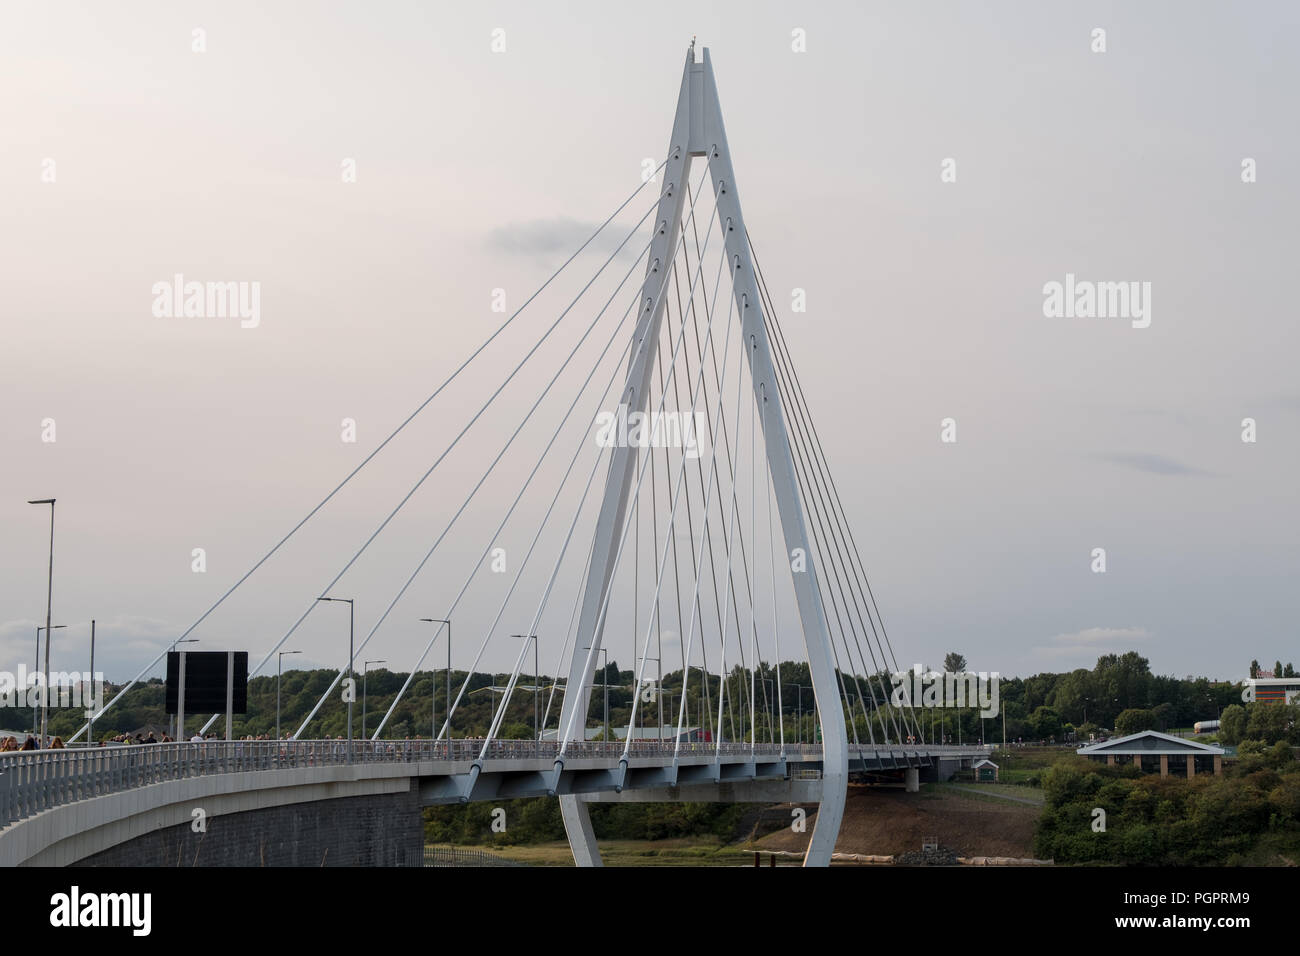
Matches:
[[0, 734, 68, 751]]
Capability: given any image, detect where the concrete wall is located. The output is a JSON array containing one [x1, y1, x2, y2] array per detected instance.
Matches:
[[3, 764, 426, 867], [72, 788, 422, 867]]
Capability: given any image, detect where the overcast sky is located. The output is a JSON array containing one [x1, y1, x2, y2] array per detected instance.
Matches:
[[3, 1, 1297, 698]]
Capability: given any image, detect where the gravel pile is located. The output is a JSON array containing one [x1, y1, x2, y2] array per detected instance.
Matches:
[[896, 844, 960, 866]]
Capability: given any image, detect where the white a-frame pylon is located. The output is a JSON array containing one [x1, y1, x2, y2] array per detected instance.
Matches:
[[553, 46, 848, 867]]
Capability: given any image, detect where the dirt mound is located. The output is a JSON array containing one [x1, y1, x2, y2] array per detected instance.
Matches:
[[753, 785, 1038, 859]]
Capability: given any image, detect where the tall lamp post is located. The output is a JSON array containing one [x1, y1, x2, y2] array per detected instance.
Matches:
[[34, 624, 66, 741], [28, 498, 56, 744], [792, 684, 814, 745], [599, 648, 610, 743], [317, 597, 354, 763], [277, 650, 302, 741], [87, 619, 95, 746], [644, 656, 663, 737], [512, 635, 539, 741], [420, 618, 452, 753], [170, 638, 199, 738], [362, 660, 386, 742], [762, 678, 776, 744]]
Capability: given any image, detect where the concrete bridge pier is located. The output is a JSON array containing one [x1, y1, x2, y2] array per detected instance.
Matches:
[[904, 768, 919, 793]]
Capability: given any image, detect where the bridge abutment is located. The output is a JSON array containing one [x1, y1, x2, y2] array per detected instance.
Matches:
[[71, 787, 423, 867]]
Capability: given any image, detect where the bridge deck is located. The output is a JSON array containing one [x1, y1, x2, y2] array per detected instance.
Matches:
[[0, 739, 991, 832]]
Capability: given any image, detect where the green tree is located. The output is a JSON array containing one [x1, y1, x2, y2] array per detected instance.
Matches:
[[1115, 708, 1156, 736], [943, 652, 967, 673], [1048, 669, 1095, 726], [1246, 703, 1299, 745], [1094, 652, 1152, 716], [1030, 706, 1063, 740], [1219, 704, 1247, 745]]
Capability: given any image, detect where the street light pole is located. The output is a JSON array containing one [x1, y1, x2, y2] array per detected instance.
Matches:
[[34, 624, 65, 741], [277, 650, 302, 741], [420, 618, 451, 752], [88, 619, 95, 745], [763, 678, 775, 744], [600, 648, 609, 742], [28, 498, 55, 744], [644, 656, 662, 736], [362, 660, 386, 741], [32, 626, 39, 737], [170, 637, 199, 739], [317, 597, 354, 763], [520, 635, 538, 740]]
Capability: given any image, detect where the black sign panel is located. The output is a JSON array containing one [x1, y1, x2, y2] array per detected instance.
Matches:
[[165, 651, 248, 712]]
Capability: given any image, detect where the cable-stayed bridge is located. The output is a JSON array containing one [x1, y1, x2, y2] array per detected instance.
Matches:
[[4, 46, 987, 868]]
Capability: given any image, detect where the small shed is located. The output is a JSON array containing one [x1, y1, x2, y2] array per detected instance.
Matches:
[[972, 758, 999, 782]]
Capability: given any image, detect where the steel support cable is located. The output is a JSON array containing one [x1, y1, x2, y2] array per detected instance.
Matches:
[[618, 268, 739, 758], [367, 238, 652, 739], [68, 168, 670, 744], [284, 197, 666, 739], [674, 304, 752, 745], [533, 280, 733, 759], [675, 231, 736, 742], [762, 338, 889, 745], [208, 196, 661, 739], [455, 169, 719, 754], [658, 277, 746, 745], [554, 195, 728, 756], [750, 244, 922, 745], [658, 299, 689, 685], [538, 531, 597, 735], [776, 409, 875, 746], [748, 369, 847, 749], [707, 319, 748, 755], [685, 198, 776, 748], [666, 242, 716, 726], [460, 254, 724, 757], [683, 182, 758, 733], [668, 308, 741, 759], [760, 305, 894, 746], [757, 384, 785, 753], [551, 242, 735, 757], [749, 356, 758, 748], [748, 243, 920, 743], [633, 463, 638, 733], [669, 249, 734, 743], [461, 174, 721, 751], [649, 348, 666, 730], [716, 336, 755, 746], [750, 237, 909, 694], [668, 266, 714, 734], [739, 266, 877, 746]]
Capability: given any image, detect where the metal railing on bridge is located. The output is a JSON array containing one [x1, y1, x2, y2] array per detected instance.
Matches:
[[0, 738, 815, 831]]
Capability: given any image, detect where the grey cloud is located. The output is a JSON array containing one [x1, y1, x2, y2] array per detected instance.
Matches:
[[1096, 453, 1213, 477], [487, 217, 641, 260]]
